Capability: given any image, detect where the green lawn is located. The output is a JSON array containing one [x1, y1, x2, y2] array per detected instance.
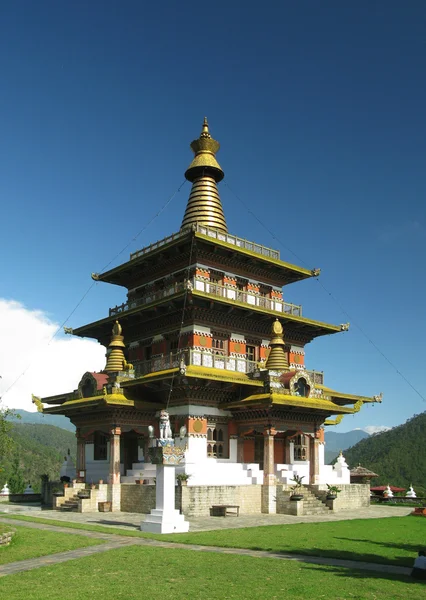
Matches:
[[1, 513, 424, 568], [0, 545, 423, 600], [0, 525, 104, 565], [168, 517, 426, 568]]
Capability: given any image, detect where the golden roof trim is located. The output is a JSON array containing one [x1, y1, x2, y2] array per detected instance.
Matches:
[[225, 392, 355, 413]]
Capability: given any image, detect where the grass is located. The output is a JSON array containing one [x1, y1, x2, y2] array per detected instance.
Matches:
[[0, 513, 150, 538], [1, 513, 425, 568], [167, 516, 426, 567], [0, 525, 104, 565], [0, 544, 423, 600]]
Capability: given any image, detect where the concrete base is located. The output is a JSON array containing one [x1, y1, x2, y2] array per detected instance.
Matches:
[[141, 508, 190, 534]]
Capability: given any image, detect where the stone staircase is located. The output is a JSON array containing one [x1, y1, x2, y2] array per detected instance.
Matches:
[[299, 486, 331, 515], [58, 494, 79, 512]]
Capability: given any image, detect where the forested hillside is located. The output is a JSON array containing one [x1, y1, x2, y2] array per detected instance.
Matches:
[[344, 412, 426, 491], [7, 409, 74, 432], [0, 423, 76, 492], [324, 429, 370, 464]]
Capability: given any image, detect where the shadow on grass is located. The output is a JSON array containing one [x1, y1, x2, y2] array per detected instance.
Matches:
[[299, 561, 422, 586], [247, 545, 416, 568], [87, 519, 139, 529], [335, 537, 426, 554]]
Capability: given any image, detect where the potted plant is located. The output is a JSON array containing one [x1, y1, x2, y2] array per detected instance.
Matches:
[[77, 489, 91, 499], [52, 486, 64, 497], [135, 472, 144, 485], [326, 484, 341, 500], [290, 474, 305, 501], [176, 473, 191, 486]]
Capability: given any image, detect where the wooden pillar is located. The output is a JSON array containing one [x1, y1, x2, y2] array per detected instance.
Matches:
[[109, 427, 121, 484], [284, 436, 291, 464], [76, 429, 86, 476], [237, 436, 245, 463], [309, 436, 320, 485], [263, 428, 277, 485]]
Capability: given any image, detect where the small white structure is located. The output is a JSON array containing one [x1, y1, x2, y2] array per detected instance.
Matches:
[[60, 448, 76, 481], [384, 484, 394, 498], [406, 485, 417, 498], [24, 484, 35, 495], [0, 482, 10, 496]]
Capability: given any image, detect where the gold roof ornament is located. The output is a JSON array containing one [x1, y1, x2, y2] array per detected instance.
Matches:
[[104, 320, 127, 373], [181, 118, 228, 232], [265, 319, 289, 371]]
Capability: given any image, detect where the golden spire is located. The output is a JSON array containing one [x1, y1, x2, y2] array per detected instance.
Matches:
[[181, 118, 228, 232], [104, 321, 126, 373], [265, 319, 289, 371]]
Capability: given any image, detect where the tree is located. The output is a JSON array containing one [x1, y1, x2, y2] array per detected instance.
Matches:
[[8, 454, 25, 494], [0, 403, 18, 487], [0, 403, 15, 462]]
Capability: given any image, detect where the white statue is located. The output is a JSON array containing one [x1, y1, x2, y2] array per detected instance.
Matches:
[[159, 410, 172, 439], [1, 482, 9, 495]]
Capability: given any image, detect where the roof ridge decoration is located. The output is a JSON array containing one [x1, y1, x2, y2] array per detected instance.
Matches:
[[265, 319, 289, 371], [181, 118, 228, 233]]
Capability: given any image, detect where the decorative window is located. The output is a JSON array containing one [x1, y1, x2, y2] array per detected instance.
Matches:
[[294, 434, 308, 461], [236, 278, 247, 291], [144, 346, 152, 361], [295, 377, 308, 397], [210, 271, 222, 285], [246, 345, 256, 362], [81, 378, 94, 398], [206, 423, 228, 458], [170, 339, 179, 352], [212, 338, 227, 355], [94, 432, 108, 461]]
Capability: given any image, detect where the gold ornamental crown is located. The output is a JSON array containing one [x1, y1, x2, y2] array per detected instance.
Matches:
[[185, 118, 224, 183]]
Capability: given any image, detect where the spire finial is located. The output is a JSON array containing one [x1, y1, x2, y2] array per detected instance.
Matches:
[[104, 320, 126, 373], [181, 119, 227, 232], [265, 319, 289, 371], [200, 117, 211, 138]]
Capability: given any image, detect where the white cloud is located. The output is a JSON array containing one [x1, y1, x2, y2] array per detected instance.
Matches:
[[363, 425, 392, 435], [0, 299, 105, 410]]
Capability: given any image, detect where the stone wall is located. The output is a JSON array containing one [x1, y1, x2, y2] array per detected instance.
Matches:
[[180, 485, 262, 517], [311, 483, 370, 511], [121, 484, 156, 513]]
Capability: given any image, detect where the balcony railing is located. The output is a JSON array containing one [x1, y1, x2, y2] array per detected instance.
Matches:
[[130, 224, 280, 261], [109, 278, 302, 317], [194, 280, 302, 316], [134, 349, 257, 377], [110, 281, 187, 316], [132, 350, 324, 385]]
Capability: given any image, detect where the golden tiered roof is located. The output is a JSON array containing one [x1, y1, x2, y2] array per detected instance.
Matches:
[[181, 118, 227, 232]]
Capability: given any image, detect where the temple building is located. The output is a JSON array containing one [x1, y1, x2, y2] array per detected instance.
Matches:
[[40, 119, 382, 514]]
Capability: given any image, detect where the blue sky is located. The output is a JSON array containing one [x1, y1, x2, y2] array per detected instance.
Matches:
[[0, 1, 425, 431]]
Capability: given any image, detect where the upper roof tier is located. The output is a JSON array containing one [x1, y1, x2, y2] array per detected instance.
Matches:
[[93, 224, 318, 288], [91, 119, 320, 288]]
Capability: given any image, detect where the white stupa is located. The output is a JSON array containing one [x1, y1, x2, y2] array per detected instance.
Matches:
[[406, 485, 416, 498], [59, 448, 76, 481], [1, 482, 10, 496], [385, 484, 394, 498]]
